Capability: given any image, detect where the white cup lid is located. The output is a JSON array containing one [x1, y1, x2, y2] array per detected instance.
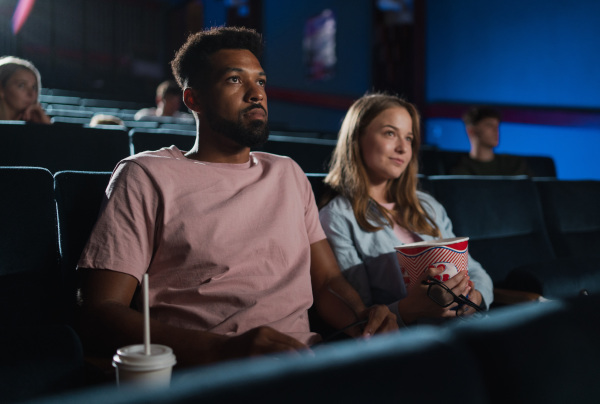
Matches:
[[113, 344, 177, 371]]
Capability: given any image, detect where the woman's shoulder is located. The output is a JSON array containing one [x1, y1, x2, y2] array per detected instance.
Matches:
[[320, 194, 352, 212]]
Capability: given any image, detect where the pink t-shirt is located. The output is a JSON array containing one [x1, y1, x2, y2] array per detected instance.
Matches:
[[78, 146, 326, 344]]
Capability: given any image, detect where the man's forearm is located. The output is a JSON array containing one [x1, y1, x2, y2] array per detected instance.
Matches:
[[313, 275, 370, 337], [79, 301, 228, 367]]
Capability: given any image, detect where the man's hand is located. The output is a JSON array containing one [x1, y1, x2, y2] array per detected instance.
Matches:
[[220, 326, 309, 359], [357, 305, 398, 337]]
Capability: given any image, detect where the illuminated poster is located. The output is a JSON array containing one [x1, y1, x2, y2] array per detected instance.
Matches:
[[303, 9, 336, 81]]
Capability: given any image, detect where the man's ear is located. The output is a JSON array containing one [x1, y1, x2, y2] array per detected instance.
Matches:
[[183, 88, 202, 114], [466, 124, 478, 140]]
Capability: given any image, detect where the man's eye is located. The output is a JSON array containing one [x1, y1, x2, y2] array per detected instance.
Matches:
[[228, 77, 240, 83]]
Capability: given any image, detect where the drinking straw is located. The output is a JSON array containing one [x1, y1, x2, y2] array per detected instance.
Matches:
[[143, 273, 151, 355]]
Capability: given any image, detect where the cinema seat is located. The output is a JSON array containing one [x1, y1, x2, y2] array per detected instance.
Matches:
[[534, 179, 600, 260], [428, 176, 556, 287], [21, 326, 487, 404], [0, 167, 84, 401], [0, 121, 130, 173], [129, 128, 196, 154], [449, 293, 600, 403], [0, 167, 62, 325], [54, 171, 113, 324]]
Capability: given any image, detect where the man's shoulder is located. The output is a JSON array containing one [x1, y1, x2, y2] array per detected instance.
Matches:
[[495, 153, 526, 163], [252, 151, 304, 173], [126, 146, 182, 163], [117, 146, 184, 176]]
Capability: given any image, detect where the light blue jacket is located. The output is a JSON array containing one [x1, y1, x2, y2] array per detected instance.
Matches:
[[319, 191, 494, 326]]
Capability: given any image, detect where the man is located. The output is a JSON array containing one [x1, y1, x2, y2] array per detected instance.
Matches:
[[134, 79, 192, 121], [451, 106, 532, 176], [78, 26, 396, 368]]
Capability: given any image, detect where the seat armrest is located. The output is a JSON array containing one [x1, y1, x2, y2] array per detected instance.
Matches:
[[493, 288, 543, 306]]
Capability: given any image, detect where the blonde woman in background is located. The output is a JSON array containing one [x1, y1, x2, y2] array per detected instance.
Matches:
[[0, 56, 50, 124]]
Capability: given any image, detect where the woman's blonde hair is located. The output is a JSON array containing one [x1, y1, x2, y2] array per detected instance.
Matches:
[[0, 56, 42, 120], [324, 93, 440, 237]]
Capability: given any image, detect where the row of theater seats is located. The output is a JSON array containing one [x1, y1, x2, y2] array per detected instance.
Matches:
[[309, 174, 600, 299], [0, 121, 557, 177], [40, 92, 196, 131], [2, 166, 599, 401], [419, 146, 557, 177], [0, 121, 336, 175]]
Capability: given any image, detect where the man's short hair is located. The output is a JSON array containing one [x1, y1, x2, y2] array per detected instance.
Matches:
[[170, 26, 263, 90], [156, 80, 181, 99], [462, 106, 502, 126]]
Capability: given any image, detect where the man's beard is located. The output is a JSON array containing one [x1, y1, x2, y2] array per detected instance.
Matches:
[[205, 105, 269, 148]]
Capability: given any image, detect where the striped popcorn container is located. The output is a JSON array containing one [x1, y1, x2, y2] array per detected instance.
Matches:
[[394, 237, 469, 291]]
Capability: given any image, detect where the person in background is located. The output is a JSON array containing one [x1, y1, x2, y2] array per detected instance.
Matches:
[[451, 106, 532, 176], [89, 114, 125, 127], [0, 56, 50, 124], [134, 79, 192, 121], [319, 93, 493, 327], [77, 27, 397, 368]]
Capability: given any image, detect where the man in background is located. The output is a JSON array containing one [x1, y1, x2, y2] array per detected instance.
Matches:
[[451, 106, 532, 176], [134, 79, 192, 121]]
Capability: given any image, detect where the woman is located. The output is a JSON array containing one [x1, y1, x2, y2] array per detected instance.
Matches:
[[0, 56, 50, 124], [319, 93, 493, 326]]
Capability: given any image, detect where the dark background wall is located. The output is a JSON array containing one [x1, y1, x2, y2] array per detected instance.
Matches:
[[1, 0, 599, 179]]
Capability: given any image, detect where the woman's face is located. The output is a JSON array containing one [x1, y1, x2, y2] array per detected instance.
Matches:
[[0, 68, 38, 116], [359, 106, 414, 186]]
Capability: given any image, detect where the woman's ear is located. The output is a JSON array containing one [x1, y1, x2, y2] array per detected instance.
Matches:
[[183, 88, 202, 115]]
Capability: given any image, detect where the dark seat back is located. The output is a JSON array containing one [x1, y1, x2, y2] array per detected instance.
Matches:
[[0, 121, 129, 173], [0, 167, 62, 324], [429, 176, 555, 285], [450, 294, 600, 403], [54, 171, 112, 323], [525, 155, 557, 178], [255, 135, 336, 173], [129, 128, 196, 154], [534, 179, 600, 259]]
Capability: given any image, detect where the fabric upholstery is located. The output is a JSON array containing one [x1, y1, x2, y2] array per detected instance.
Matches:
[[428, 176, 556, 285], [0, 167, 62, 325], [54, 171, 112, 324], [129, 128, 195, 154], [0, 121, 129, 173], [449, 293, 600, 403], [23, 326, 488, 404], [534, 179, 600, 260]]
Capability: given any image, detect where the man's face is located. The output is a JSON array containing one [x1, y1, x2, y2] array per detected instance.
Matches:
[[199, 49, 269, 148], [470, 117, 500, 149]]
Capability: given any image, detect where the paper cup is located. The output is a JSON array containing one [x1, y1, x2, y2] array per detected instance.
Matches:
[[113, 344, 177, 388], [394, 237, 469, 291]]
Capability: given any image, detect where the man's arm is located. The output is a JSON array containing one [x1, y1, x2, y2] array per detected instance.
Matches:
[[309, 239, 398, 337], [78, 269, 308, 367]]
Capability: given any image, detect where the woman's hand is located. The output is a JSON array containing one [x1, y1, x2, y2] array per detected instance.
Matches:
[[456, 281, 483, 317], [397, 265, 471, 324], [19, 103, 51, 124]]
